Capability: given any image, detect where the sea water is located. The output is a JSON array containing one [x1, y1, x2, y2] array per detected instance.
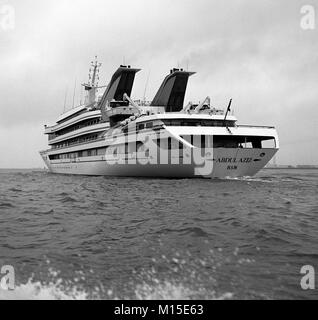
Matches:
[[0, 169, 317, 300]]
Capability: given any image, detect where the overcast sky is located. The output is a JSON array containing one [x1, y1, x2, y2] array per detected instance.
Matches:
[[0, 0, 317, 167]]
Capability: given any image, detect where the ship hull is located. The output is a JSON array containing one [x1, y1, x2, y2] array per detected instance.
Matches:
[[41, 148, 278, 178]]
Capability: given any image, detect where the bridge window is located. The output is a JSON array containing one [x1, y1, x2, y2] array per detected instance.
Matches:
[[213, 136, 276, 149], [180, 135, 276, 149], [146, 122, 153, 129]]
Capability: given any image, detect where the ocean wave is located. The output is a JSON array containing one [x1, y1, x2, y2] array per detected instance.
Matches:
[[0, 202, 14, 208], [158, 227, 209, 237], [223, 176, 278, 183], [8, 188, 23, 192], [60, 196, 78, 203], [281, 176, 307, 181]]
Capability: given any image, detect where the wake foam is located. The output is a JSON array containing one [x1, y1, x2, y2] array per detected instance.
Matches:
[[134, 281, 233, 300], [0, 279, 233, 300], [0, 280, 89, 300]]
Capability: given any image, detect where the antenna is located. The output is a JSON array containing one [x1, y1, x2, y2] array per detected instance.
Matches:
[[63, 88, 68, 113], [90, 56, 102, 88], [143, 70, 151, 103], [72, 78, 77, 109], [80, 84, 83, 106], [82, 56, 102, 105]]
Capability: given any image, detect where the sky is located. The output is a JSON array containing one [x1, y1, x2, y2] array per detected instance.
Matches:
[[0, 0, 317, 168]]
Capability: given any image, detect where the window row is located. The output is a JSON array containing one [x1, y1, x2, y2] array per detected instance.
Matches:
[[49, 147, 107, 160], [162, 119, 236, 127], [52, 134, 99, 149], [49, 117, 101, 140]]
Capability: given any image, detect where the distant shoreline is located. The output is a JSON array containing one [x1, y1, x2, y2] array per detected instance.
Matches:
[[264, 167, 318, 170], [0, 168, 47, 172]]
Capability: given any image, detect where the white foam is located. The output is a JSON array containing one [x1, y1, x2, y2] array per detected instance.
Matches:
[[0, 279, 233, 300], [0, 280, 89, 300], [134, 280, 233, 300]]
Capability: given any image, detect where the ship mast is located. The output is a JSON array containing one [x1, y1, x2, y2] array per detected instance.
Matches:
[[82, 56, 102, 106]]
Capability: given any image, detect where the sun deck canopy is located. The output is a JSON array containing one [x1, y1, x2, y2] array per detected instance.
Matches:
[[99, 66, 141, 109], [151, 68, 196, 112]]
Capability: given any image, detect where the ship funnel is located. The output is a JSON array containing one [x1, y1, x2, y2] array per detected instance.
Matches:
[[151, 68, 196, 112], [99, 66, 141, 108]]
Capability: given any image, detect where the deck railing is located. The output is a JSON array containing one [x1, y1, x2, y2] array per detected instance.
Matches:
[[237, 125, 276, 129]]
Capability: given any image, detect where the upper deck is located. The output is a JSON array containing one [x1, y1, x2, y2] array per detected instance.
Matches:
[[44, 108, 101, 135]]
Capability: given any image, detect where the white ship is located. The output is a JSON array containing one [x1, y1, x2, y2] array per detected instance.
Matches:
[[40, 59, 279, 178]]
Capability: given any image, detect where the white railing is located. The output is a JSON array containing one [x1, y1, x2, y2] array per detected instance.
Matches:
[[237, 125, 275, 129]]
